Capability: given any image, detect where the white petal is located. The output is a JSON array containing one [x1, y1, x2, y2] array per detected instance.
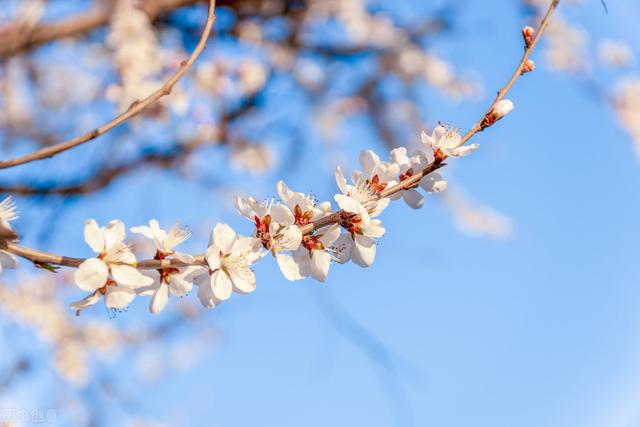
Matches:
[[276, 180, 294, 204], [0, 250, 18, 269], [83, 219, 105, 254], [453, 143, 479, 157], [318, 224, 341, 246], [104, 286, 136, 309], [277, 225, 302, 251], [331, 233, 353, 264], [310, 251, 331, 282], [230, 269, 256, 294], [150, 285, 170, 314], [403, 189, 424, 209], [169, 271, 193, 296], [70, 291, 102, 310], [352, 235, 376, 267], [334, 194, 368, 218], [196, 273, 217, 308], [335, 166, 349, 195], [270, 204, 295, 226], [111, 265, 153, 289], [359, 150, 381, 178], [364, 219, 385, 238], [211, 270, 233, 301], [368, 197, 389, 218], [212, 223, 237, 254], [75, 258, 108, 291], [130, 224, 154, 240], [275, 253, 305, 281], [205, 246, 221, 270], [104, 220, 126, 249]]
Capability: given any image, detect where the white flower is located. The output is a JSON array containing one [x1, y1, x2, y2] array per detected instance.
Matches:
[[71, 219, 153, 312], [333, 193, 386, 267], [131, 219, 193, 259], [421, 124, 478, 158], [387, 147, 447, 209], [235, 195, 303, 281], [195, 223, 262, 308], [276, 181, 340, 282], [130, 219, 196, 314], [0, 197, 18, 273], [335, 166, 390, 218], [292, 224, 341, 282]]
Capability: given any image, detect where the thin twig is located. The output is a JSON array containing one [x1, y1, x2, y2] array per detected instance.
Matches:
[[4, 0, 560, 271], [0, 0, 217, 170]]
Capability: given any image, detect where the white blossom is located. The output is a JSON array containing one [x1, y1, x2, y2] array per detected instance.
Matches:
[[131, 220, 196, 314], [421, 124, 478, 158], [276, 181, 339, 282], [0, 197, 19, 273], [195, 223, 262, 307], [72, 219, 153, 311], [386, 147, 447, 209], [235, 195, 302, 280]]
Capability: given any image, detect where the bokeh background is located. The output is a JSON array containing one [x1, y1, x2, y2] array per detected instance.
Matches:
[[0, 0, 639, 426]]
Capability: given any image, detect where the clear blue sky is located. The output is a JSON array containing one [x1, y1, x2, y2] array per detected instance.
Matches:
[[3, 0, 640, 426]]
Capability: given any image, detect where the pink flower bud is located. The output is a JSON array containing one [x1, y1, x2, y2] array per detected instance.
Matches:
[[522, 26, 535, 47], [521, 59, 536, 74]]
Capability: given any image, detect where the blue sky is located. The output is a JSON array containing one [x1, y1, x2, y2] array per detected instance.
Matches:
[[2, 0, 640, 426]]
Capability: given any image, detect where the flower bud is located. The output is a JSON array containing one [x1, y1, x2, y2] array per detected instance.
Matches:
[[482, 99, 514, 128], [521, 59, 535, 74], [522, 26, 535, 47]]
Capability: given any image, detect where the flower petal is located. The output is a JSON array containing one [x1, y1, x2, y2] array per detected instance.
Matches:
[[230, 269, 256, 294], [352, 235, 376, 267], [359, 149, 381, 178], [212, 223, 237, 254], [196, 273, 218, 308], [403, 189, 424, 209], [310, 251, 331, 282], [104, 286, 136, 309], [211, 270, 233, 301], [150, 284, 170, 314], [104, 220, 126, 250], [275, 253, 305, 281], [270, 204, 295, 226], [0, 250, 18, 270], [70, 291, 102, 311], [169, 270, 194, 296], [111, 265, 153, 289], [83, 219, 105, 254], [74, 258, 108, 291]]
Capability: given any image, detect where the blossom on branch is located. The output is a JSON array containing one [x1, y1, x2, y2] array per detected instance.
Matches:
[[72, 220, 153, 312], [234, 195, 302, 280], [131, 220, 197, 314], [195, 223, 262, 308], [0, 197, 19, 272]]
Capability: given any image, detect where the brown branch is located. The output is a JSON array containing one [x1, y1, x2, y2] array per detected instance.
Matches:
[[4, 0, 560, 271], [0, 0, 217, 170], [458, 0, 559, 146], [0, 0, 203, 59]]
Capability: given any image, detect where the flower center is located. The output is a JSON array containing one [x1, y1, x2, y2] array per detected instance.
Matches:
[[338, 211, 362, 235], [293, 204, 313, 226], [302, 234, 325, 251], [365, 174, 387, 193], [254, 214, 272, 250]]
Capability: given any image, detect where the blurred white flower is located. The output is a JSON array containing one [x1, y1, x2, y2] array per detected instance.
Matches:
[[0, 197, 19, 273]]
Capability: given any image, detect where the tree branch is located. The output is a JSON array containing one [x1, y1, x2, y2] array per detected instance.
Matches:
[[0, 0, 217, 170], [3, 0, 561, 272]]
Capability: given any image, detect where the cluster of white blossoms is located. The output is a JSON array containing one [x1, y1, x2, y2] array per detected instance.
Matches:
[[0, 108, 518, 314]]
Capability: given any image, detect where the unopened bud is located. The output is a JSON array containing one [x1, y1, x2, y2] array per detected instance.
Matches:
[[522, 26, 535, 48], [482, 99, 514, 129], [521, 59, 535, 75]]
